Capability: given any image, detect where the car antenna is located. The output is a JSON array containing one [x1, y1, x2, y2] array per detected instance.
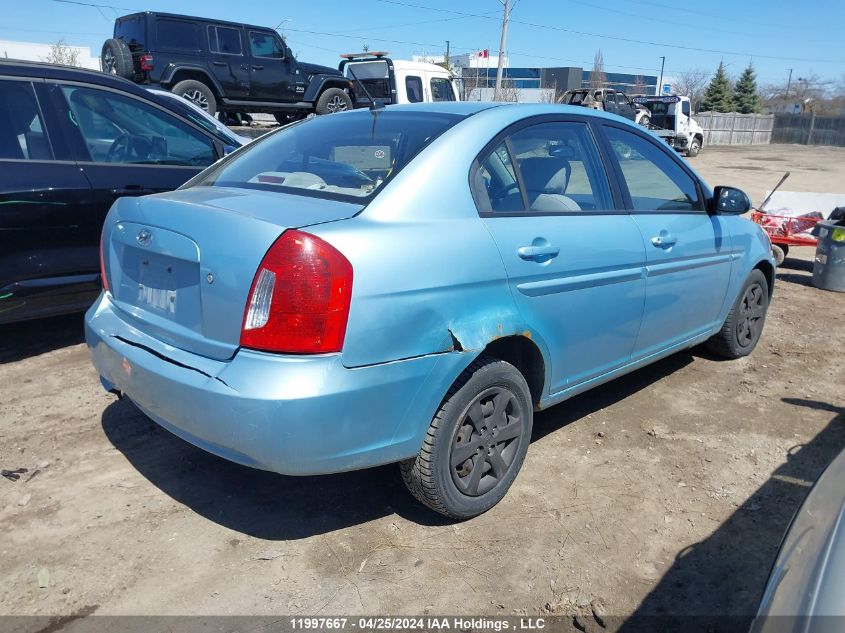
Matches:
[[344, 62, 385, 113]]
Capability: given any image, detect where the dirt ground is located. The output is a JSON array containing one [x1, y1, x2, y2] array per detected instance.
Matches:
[[1, 144, 844, 628]]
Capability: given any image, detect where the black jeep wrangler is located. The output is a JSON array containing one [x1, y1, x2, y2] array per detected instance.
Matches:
[[101, 12, 352, 122]]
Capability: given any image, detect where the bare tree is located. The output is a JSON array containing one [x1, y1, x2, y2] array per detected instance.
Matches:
[[590, 50, 606, 91], [670, 68, 708, 111], [498, 79, 521, 103], [42, 39, 81, 67], [632, 75, 647, 95], [761, 73, 837, 114]]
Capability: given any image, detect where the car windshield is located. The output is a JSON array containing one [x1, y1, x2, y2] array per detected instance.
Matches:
[[194, 109, 466, 200]]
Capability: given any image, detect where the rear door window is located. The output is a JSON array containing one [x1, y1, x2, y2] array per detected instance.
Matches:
[[156, 19, 200, 52], [0, 80, 52, 160], [208, 25, 242, 55]]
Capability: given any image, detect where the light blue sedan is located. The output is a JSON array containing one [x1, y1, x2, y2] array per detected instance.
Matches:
[[86, 102, 775, 518]]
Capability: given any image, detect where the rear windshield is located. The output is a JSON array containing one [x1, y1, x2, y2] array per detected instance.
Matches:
[[194, 110, 465, 201]]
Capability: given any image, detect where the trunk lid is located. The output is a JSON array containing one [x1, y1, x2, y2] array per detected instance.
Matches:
[[104, 186, 363, 360]]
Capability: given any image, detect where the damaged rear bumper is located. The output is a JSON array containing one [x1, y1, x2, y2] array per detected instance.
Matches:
[[85, 293, 467, 475]]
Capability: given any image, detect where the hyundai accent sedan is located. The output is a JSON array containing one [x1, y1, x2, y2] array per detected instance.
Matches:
[[86, 102, 774, 518]]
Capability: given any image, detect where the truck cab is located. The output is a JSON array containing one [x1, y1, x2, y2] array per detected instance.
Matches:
[[339, 53, 460, 107], [632, 94, 704, 157]]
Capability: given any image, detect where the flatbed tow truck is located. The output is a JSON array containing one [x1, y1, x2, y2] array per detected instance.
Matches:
[[632, 94, 704, 157]]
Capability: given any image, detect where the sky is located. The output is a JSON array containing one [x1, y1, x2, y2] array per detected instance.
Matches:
[[2, 0, 843, 88]]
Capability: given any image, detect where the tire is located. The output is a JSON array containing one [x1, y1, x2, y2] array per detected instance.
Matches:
[[400, 355, 533, 519], [172, 80, 217, 116], [101, 38, 133, 79], [315, 88, 352, 115], [274, 112, 307, 126], [705, 269, 769, 359], [686, 137, 702, 158], [639, 114, 651, 128], [771, 244, 788, 266]]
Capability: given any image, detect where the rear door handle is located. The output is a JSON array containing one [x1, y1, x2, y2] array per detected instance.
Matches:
[[212, 61, 226, 67], [110, 186, 157, 197], [651, 233, 677, 248], [518, 245, 560, 261]]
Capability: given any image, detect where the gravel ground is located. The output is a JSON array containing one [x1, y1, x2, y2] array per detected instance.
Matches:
[[0, 144, 843, 628]]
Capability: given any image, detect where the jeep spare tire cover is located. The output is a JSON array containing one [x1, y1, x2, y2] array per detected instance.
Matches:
[[101, 38, 134, 79]]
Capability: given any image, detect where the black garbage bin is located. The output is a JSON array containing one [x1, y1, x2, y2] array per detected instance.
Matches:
[[811, 220, 845, 292]]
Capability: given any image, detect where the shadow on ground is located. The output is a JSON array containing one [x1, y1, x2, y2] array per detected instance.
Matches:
[[0, 312, 85, 364], [775, 255, 815, 288], [618, 400, 845, 632], [102, 350, 698, 540]]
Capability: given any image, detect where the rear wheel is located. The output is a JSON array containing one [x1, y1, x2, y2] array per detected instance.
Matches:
[[400, 355, 533, 519], [101, 38, 133, 79], [315, 88, 352, 115], [772, 243, 788, 266], [705, 269, 769, 359], [172, 80, 217, 116]]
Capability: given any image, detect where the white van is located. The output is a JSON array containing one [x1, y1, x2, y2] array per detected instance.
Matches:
[[340, 52, 460, 106]]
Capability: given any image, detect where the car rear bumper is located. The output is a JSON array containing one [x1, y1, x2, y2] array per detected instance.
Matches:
[[85, 293, 466, 475]]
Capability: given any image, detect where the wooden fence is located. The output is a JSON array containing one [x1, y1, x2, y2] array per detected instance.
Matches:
[[771, 113, 845, 147], [694, 112, 774, 145]]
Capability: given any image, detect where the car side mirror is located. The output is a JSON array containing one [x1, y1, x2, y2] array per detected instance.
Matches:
[[711, 186, 751, 215]]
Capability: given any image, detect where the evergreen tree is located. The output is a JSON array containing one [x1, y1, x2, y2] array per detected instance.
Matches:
[[734, 63, 761, 113], [700, 62, 735, 112]]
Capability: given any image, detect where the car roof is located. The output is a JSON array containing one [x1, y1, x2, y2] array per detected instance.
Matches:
[[117, 11, 275, 33], [1, 59, 147, 92], [374, 101, 637, 122]]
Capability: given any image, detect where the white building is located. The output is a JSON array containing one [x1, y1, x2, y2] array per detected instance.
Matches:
[[451, 51, 509, 70], [0, 39, 100, 70]]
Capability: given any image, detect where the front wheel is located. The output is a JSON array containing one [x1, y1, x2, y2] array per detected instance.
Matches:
[[315, 88, 352, 115], [400, 356, 533, 519], [705, 269, 769, 359], [686, 137, 702, 157]]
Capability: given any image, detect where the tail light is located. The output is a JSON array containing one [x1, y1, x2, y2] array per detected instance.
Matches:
[[99, 225, 110, 292], [140, 54, 154, 71], [240, 230, 353, 354]]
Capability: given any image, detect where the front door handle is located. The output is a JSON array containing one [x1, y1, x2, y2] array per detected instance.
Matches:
[[252, 65, 264, 71], [651, 233, 678, 248], [518, 244, 560, 261]]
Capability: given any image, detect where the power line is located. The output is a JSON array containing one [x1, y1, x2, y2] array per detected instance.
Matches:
[[374, 0, 844, 64]]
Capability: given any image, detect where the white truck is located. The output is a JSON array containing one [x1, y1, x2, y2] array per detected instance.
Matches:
[[339, 52, 460, 106], [632, 95, 704, 157]]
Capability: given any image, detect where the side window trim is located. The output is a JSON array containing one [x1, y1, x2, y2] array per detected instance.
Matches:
[[503, 137, 530, 211], [595, 121, 707, 213], [470, 114, 627, 217]]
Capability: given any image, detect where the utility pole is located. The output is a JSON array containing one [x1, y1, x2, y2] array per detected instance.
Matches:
[[786, 68, 793, 97], [445, 40, 450, 70], [657, 55, 665, 96], [493, 0, 510, 101]]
